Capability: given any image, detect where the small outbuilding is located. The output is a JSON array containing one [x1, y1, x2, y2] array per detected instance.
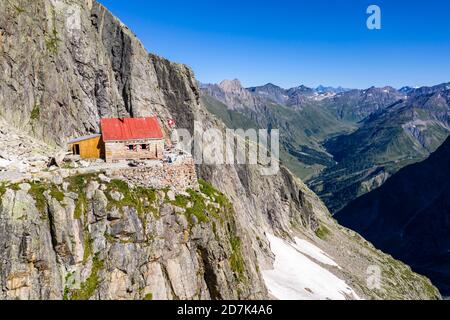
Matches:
[[68, 134, 104, 159]]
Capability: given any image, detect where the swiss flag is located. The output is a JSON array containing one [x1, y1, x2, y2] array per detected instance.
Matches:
[[168, 119, 176, 128]]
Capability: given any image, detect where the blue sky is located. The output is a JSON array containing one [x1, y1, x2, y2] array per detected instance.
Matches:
[[98, 0, 450, 89]]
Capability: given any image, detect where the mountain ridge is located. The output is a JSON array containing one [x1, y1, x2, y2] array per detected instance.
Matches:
[[311, 83, 450, 212], [201, 80, 356, 179]]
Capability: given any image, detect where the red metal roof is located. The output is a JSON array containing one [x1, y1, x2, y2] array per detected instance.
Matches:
[[101, 117, 164, 142]]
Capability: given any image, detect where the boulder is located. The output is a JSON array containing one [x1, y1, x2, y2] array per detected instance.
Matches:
[[48, 150, 67, 168], [99, 174, 111, 183], [110, 191, 124, 202]]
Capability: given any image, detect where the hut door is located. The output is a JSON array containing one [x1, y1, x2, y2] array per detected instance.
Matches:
[[73, 144, 80, 155]]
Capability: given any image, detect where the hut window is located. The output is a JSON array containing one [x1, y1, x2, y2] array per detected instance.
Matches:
[[141, 144, 149, 150], [127, 145, 137, 152]]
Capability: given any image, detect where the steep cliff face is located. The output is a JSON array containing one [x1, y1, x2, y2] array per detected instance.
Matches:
[[0, 0, 441, 300], [0, 0, 201, 144], [0, 176, 266, 300]]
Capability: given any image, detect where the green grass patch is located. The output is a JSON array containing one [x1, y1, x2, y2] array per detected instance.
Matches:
[[67, 174, 98, 219], [74, 197, 86, 220], [167, 179, 236, 226], [9, 183, 21, 191], [199, 179, 217, 198], [106, 180, 158, 219], [68, 254, 104, 300], [28, 182, 48, 214], [0, 182, 20, 197], [28, 181, 66, 216], [30, 104, 40, 121], [173, 194, 190, 208], [83, 231, 93, 264], [229, 236, 246, 282], [49, 185, 65, 203], [134, 186, 157, 216], [45, 8, 60, 54], [106, 180, 134, 209], [0, 183, 6, 198], [0, 183, 7, 206], [63, 272, 75, 301], [143, 293, 153, 300], [184, 189, 209, 224], [315, 225, 331, 240], [199, 179, 234, 219]]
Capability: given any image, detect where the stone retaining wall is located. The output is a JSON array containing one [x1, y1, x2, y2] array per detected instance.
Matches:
[[112, 156, 199, 193]]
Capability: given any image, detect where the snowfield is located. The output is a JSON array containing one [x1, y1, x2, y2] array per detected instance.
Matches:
[[293, 238, 340, 268], [262, 234, 361, 300]]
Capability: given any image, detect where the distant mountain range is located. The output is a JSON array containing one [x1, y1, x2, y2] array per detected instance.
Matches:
[[247, 83, 351, 110], [201, 80, 450, 213], [318, 86, 406, 122], [336, 137, 450, 295], [200, 80, 356, 179], [311, 82, 450, 212], [315, 85, 351, 94]]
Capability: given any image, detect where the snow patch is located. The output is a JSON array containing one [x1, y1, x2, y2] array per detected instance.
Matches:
[[293, 238, 340, 268], [262, 234, 360, 300]]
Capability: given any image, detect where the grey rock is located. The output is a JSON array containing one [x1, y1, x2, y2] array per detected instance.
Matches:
[[51, 174, 64, 185], [79, 161, 91, 168], [92, 190, 108, 218], [98, 174, 111, 183], [108, 208, 144, 242], [53, 151, 67, 167], [176, 215, 189, 230], [62, 182, 70, 192], [107, 207, 123, 221], [190, 215, 199, 225], [86, 181, 100, 200], [166, 190, 176, 201], [109, 191, 124, 202], [91, 220, 108, 254], [159, 204, 174, 217], [19, 183, 31, 192]]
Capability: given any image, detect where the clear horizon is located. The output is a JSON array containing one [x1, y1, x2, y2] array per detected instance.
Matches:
[[98, 0, 450, 89]]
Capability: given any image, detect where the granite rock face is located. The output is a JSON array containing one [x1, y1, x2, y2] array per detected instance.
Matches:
[[0, 0, 199, 144], [0, 177, 265, 300], [0, 0, 442, 300]]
